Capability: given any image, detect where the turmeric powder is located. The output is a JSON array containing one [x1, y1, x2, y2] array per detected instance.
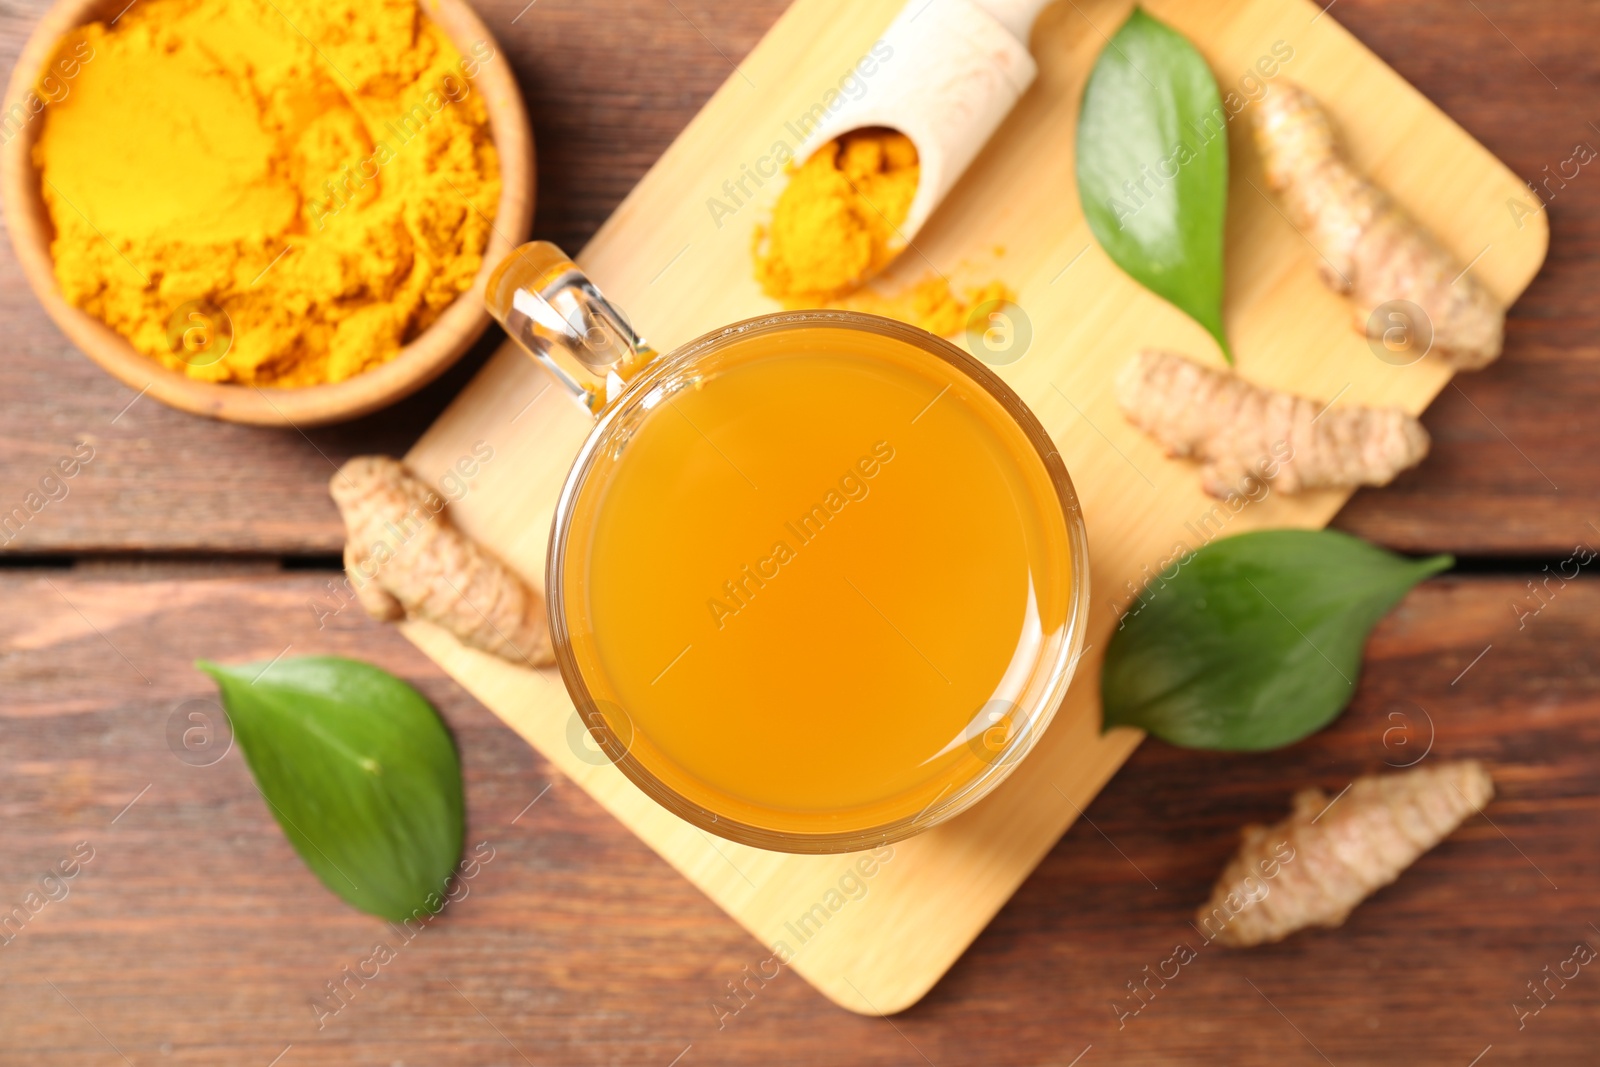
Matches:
[[844, 277, 1017, 339], [34, 0, 500, 387], [753, 128, 1010, 338], [754, 128, 919, 303]]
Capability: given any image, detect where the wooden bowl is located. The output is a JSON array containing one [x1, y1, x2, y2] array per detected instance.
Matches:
[[0, 0, 534, 427]]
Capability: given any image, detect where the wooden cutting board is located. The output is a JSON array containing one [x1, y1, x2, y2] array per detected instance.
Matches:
[[402, 0, 1546, 1014]]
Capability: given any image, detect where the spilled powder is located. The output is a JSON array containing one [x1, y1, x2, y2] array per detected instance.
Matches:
[[842, 278, 1016, 339]]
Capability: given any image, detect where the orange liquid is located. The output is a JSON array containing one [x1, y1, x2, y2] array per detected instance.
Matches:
[[561, 324, 1077, 837]]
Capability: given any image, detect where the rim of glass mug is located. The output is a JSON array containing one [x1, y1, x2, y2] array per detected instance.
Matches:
[[489, 245, 1092, 854]]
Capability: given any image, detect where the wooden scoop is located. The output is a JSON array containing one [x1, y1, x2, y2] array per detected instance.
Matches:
[[795, 0, 1053, 254]]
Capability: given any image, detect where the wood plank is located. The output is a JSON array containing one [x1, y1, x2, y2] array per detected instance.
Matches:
[[0, 0, 1593, 556], [402, 0, 1547, 1013], [2, 570, 1596, 1063]]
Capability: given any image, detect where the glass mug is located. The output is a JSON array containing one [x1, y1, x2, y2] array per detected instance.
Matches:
[[486, 243, 1090, 854]]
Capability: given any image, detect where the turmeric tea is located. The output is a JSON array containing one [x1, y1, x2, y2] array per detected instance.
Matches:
[[559, 323, 1080, 832], [33, 0, 500, 387]]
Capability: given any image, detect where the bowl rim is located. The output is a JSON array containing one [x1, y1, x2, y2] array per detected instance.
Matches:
[[0, 0, 534, 427], [544, 309, 1094, 854]]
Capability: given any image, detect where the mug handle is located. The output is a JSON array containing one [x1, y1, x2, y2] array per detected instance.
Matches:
[[485, 242, 657, 416]]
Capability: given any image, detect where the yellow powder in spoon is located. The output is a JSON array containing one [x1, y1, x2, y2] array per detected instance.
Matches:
[[752, 128, 1011, 338], [753, 128, 919, 303], [33, 0, 500, 387]]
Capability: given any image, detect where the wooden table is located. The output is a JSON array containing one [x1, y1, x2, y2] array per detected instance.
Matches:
[[2, 1, 1596, 1063]]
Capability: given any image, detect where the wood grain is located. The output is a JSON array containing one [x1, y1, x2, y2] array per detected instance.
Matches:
[[0, 0, 1593, 554], [2, 571, 1596, 1064], [402, 0, 1546, 1013]]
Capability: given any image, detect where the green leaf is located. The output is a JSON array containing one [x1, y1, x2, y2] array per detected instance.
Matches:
[[1101, 530, 1452, 750], [1076, 7, 1233, 361], [198, 656, 464, 922]]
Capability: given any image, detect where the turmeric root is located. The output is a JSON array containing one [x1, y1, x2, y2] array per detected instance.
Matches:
[[329, 456, 554, 667], [1198, 761, 1493, 947], [1116, 350, 1429, 497], [1254, 83, 1504, 369]]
